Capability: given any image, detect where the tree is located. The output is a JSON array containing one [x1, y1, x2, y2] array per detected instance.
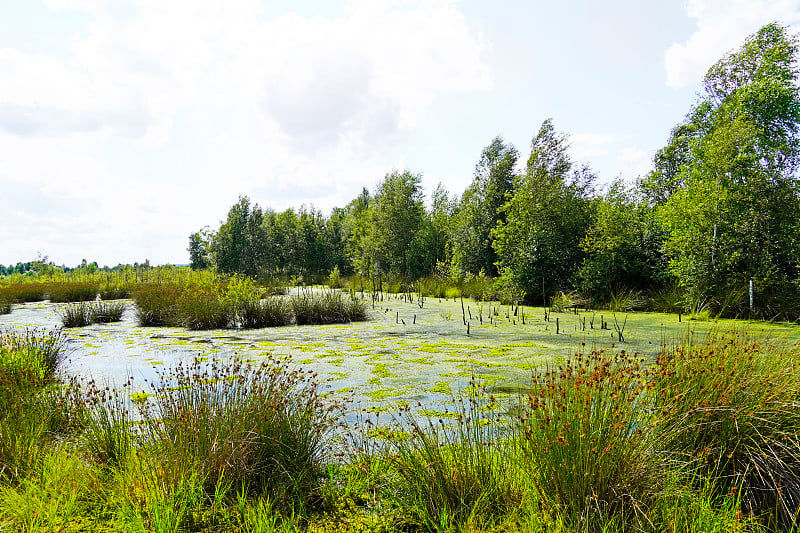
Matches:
[[492, 120, 595, 304], [653, 23, 800, 315], [211, 196, 269, 277], [452, 136, 519, 276], [188, 228, 211, 270], [578, 181, 669, 300], [357, 170, 426, 277]]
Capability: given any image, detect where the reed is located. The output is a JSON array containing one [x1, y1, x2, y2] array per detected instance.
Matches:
[[238, 297, 292, 328], [291, 291, 367, 326], [139, 356, 338, 508], [515, 348, 657, 531], [47, 282, 99, 303], [650, 332, 800, 528]]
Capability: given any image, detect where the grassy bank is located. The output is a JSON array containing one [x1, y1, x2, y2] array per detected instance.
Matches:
[[1, 327, 798, 531]]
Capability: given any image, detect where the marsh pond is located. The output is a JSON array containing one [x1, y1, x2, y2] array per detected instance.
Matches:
[[3, 289, 799, 420]]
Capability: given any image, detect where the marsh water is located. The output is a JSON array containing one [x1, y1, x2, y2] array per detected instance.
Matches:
[[3, 290, 797, 418]]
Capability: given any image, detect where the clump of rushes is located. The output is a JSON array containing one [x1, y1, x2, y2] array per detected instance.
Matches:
[[61, 302, 93, 327], [47, 282, 99, 303], [292, 290, 367, 326], [131, 283, 181, 326], [651, 332, 800, 528], [60, 301, 126, 327], [1, 284, 46, 303], [176, 284, 233, 330], [99, 284, 130, 300], [516, 348, 656, 531], [0, 328, 73, 482], [140, 356, 338, 508], [91, 301, 126, 323], [387, 391, 522, 531], [78, 378, 133, 469], [0, 296, 10, 315], [238, 297, 292, 328]]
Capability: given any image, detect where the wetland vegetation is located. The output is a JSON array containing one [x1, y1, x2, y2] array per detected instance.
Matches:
[[2, 22, 800, 531]]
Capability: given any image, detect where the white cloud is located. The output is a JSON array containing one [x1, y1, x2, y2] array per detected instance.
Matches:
[[665, 0, 800, 89], [615, 146, 652, 179], [570, 133, 617, 160], [0, 0, 491, 265]]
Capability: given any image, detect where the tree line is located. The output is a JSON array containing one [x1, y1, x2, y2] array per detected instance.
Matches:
[[191, 24, 800, 318]]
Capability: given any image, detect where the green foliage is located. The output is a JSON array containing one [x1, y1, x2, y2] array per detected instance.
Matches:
[[517, 349, 656, 531], [387, 394, 522, 531], [652, 23, 800, 318], [327, 265, 342, 288], [188, 228, 211, 270], [651, 332, 800, 528], [493, 120, 596, 305], [355, 170, 428, 278], [578, 181, 670, 302], [452, 136, 519, 277], [141, 357, 338, 507]]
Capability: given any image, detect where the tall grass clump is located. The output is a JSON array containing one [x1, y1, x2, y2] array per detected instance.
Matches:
[[0, 328, 67, 385], [91, 301, 126, 323], [99, 284, 131, 300], [61, 302, 93, 327], [139, 356, 338, 509], [515, 349, 657, 530], [46, 282, 99, 303], [292, 290, 367, 325], [651, 332, 800, 528], [61, 301, 126, 327], [0, 296, 10, 315], [0, 328, 72, 482], [1, 284, 46, 303], [386, 393, 522, 531], [131, 283, 181, 326], [176, 284, 233, 330], [238, 297, 292, 328]]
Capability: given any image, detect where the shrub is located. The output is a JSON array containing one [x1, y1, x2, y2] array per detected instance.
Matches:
[[238, 297, 292, 328], [515, 349, 657, 531], [650, 332, 800, 528], [139, 357, 338, 508]]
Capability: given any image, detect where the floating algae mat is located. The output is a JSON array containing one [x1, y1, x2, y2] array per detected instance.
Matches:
[[3, 293, 800, 418]]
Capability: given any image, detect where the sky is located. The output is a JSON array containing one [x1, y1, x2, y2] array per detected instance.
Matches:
[[1, 0, 799, 267]]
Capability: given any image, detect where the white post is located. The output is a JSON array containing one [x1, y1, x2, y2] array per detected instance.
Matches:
[[749, 279, 754, 313]]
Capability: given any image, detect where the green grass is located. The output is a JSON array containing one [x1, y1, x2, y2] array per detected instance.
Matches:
[[46, 282, 99, 303], [61, 301, 127, 327], [1, 318, 799, 531], [238, 297, 292, 328], [292, 290, 368, 326]]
